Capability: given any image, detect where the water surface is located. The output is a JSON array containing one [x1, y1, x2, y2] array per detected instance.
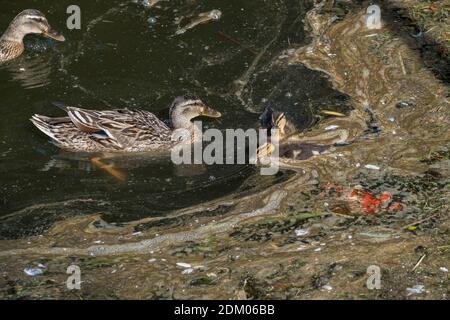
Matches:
[[0, 0, 348, 238]]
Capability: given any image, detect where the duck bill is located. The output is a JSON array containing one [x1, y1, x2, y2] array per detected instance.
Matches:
[[43, 28, 65, 41], [201, 106, 222, 118]]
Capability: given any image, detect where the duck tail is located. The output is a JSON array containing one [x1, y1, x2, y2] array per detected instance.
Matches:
[[52, 101, 70, 112], [30, 114, 67, 143]]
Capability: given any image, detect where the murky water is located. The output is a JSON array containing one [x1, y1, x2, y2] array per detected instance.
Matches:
[[0, 1, 448, 300], [0, 0, 348, 238]]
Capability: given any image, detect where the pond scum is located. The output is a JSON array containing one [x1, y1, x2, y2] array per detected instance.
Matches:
[[0, 1, 448, 299]]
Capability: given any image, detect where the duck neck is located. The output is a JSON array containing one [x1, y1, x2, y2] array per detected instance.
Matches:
[[1, 21, 26, 44], [171, 116, 193, 131]]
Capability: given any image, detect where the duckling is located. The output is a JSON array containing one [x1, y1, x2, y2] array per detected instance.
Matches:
[[0, 9, 65, 63], [257, 108, 337, 161], [259, 107, 296, 140], [30, 96, 221, 153]]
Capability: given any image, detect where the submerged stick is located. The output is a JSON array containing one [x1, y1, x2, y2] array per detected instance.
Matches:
[[217, 31, 272, 61], [91, 157, 127, 182]]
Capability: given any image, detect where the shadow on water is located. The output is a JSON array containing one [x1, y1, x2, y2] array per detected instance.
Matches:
[[0, 0, 350, 239]]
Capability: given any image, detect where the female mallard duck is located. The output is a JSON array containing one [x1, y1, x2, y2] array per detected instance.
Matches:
[[31, 96, 222, 152], [0, 9, 65, 63]]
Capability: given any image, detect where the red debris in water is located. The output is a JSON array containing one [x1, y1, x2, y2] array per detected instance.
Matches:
[[324, 182, 333, 190], [323, 182, 344, 194], [361, 193, 381, 214], [349, 190, 397, 215], [388, 203, 403, 213], [379, 194, 391, 202], [335, 186, 344, 194], [323, 182, 403, 215]]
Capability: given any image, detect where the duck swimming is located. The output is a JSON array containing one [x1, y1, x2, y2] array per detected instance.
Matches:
[[259, 107, 296, 140], [0, 9, 65, 63], [31, 96, 222, 152]]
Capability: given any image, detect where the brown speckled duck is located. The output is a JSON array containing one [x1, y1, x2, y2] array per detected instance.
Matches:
[[31, 96, 222, 152], [0, 9, 65, 63]]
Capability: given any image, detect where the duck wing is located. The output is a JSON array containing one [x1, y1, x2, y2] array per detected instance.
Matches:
[[95, 109, 173, 149], [59, 106, 116, 133], [51, 104, 173, 150]]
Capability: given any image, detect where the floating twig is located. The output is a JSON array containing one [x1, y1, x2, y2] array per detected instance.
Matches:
[[399, 52, 407, 75], [401, 213, 440, 230], [320, 110, 346, 117], [411, 254, 426, 272], [217, 31, 262, 56]]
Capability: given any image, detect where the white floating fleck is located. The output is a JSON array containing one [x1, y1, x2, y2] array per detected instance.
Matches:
[[176, 262, 192, 269], [439, 267, 448, 273], [147, 17, 157, 25], [364, 164, 381, 170], [148, 258, 157, 263], [24, 268, 44, 276], [182, 268, 194, 275], [295, 228, 309, 237], [406, 285, 425, 295], [314, 248, 322, 252], [321, 285, 333, 291], [325, 125, 339, 131]]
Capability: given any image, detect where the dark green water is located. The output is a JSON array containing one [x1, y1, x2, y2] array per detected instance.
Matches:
[[0, 0, 348, 238]]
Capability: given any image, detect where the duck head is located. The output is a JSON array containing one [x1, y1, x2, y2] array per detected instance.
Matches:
[[5, 9, 65, 42], [169, 95, 221, 130], [260, 107, 287, 137]]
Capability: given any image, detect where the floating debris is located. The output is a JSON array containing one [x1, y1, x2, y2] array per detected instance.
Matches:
[[24, 268, 44, 276], [320, 284, 333, 291], [349, 189, 393, 215], [182, 268, 194, 275], [406, 285, 426, 296], [364, 164, 380, 170], [439, 267, 448, 273], [147, 16, 157, 25], [148, 258, 157, 263], [294, 228, 309, 237], [324, 125, 340, 131], [142, 0, 162, 9], [395, 100, 416, 109], [176, 262, 192, 269], [175, 10, 222, 35], [321, 110, 346, 117]]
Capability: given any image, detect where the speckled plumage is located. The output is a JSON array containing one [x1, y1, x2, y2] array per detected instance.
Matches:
[[31, 97, 221, 153], [0, 37, 24, 62]]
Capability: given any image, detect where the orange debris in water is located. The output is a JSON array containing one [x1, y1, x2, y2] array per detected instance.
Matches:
[[91, 157, 127, 182], [349, 190, 397, 215]]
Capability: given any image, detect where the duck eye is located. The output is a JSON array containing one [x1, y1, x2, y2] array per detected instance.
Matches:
[[28, 16, 45, 23]]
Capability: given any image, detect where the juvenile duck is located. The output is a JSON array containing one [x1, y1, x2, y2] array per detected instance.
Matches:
[[31, 96, 222, 152], [259, 107, 296, 139], [0, 9, 65, 63]]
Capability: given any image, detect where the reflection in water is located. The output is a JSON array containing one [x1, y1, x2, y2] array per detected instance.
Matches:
[[1, 54, 53, 89]]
